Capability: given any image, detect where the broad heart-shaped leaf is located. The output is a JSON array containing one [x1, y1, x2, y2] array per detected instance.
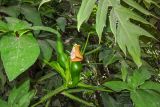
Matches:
[[109, 6, 154, 67], [140, 81, 160, 93], [77, 0, 96, 31], [130, 90, 160, 107], [0, 33, 40, 81], [96, 0, 108, 42], [103, 81, 129, 92]]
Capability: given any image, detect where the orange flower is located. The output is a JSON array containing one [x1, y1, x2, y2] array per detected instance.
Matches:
[[70, 44, 83, 62]]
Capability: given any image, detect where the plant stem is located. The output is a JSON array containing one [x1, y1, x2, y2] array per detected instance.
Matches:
[[82, 33, 91, 54], [85, 46, 102, 56], [78, 82, 112, 92], [37, 72, 57, 83], [31, 85, 67, 107], [45, 99, 51, 107], [65, 88, 93, 93], [62, 91, 95, 107]]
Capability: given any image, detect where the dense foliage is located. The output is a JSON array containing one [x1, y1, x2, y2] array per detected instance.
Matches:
[[0, 0, 160, 107]]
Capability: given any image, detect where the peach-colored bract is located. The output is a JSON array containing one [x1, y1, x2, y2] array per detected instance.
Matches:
[[70, 44, 83, 62]]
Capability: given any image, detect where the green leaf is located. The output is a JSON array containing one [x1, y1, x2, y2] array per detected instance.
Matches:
[[46, 61, 65, 80], [5, 17, 31, 32], [29, 26, 61, 37], [0, 33, 40, 81], [140, 81, 160, 93], [21, 5, 42, 26], [121, 61, 128, 82], [38, 0, 51, 10], [38, 40, 52, 62], [0, 6, 20, 17], [77, 0, 96, 31], [0, 99, 8, 107], [109, 6, 154, 67], [56, 17, 67, 32], [8, 80, 30, 105], [18, 90, 35, 107], [96, 0, 108, 42], [0, 20, 8, 32], [101, 92, 119, 107], [103, 81, 128, 92], [99, 49, 119, 66], [127, 68, 151, 89], [130, 90, 160, 107], [144, 0, 160, 9], [0, 66, 6, 90], [123, 0, 156, 18], [8, 80, 35, 107]]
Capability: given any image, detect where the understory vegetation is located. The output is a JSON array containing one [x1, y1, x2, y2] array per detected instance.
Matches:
[[0, 0, 160, 107]]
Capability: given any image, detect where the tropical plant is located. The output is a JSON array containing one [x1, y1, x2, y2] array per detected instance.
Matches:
[[0, 0, 160, 107]]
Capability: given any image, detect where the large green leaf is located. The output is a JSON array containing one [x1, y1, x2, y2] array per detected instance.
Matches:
[[127, 68, 151, 89], [77, 0, 96, 31], [96, 0, 108, 42], [140, 81, 160, 93], [77, 0, 155, 67], [130, 90, 160, 107], [0, 33, 40, 81], [103, 81, 129, 92], [109, 5, 154, 67]]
